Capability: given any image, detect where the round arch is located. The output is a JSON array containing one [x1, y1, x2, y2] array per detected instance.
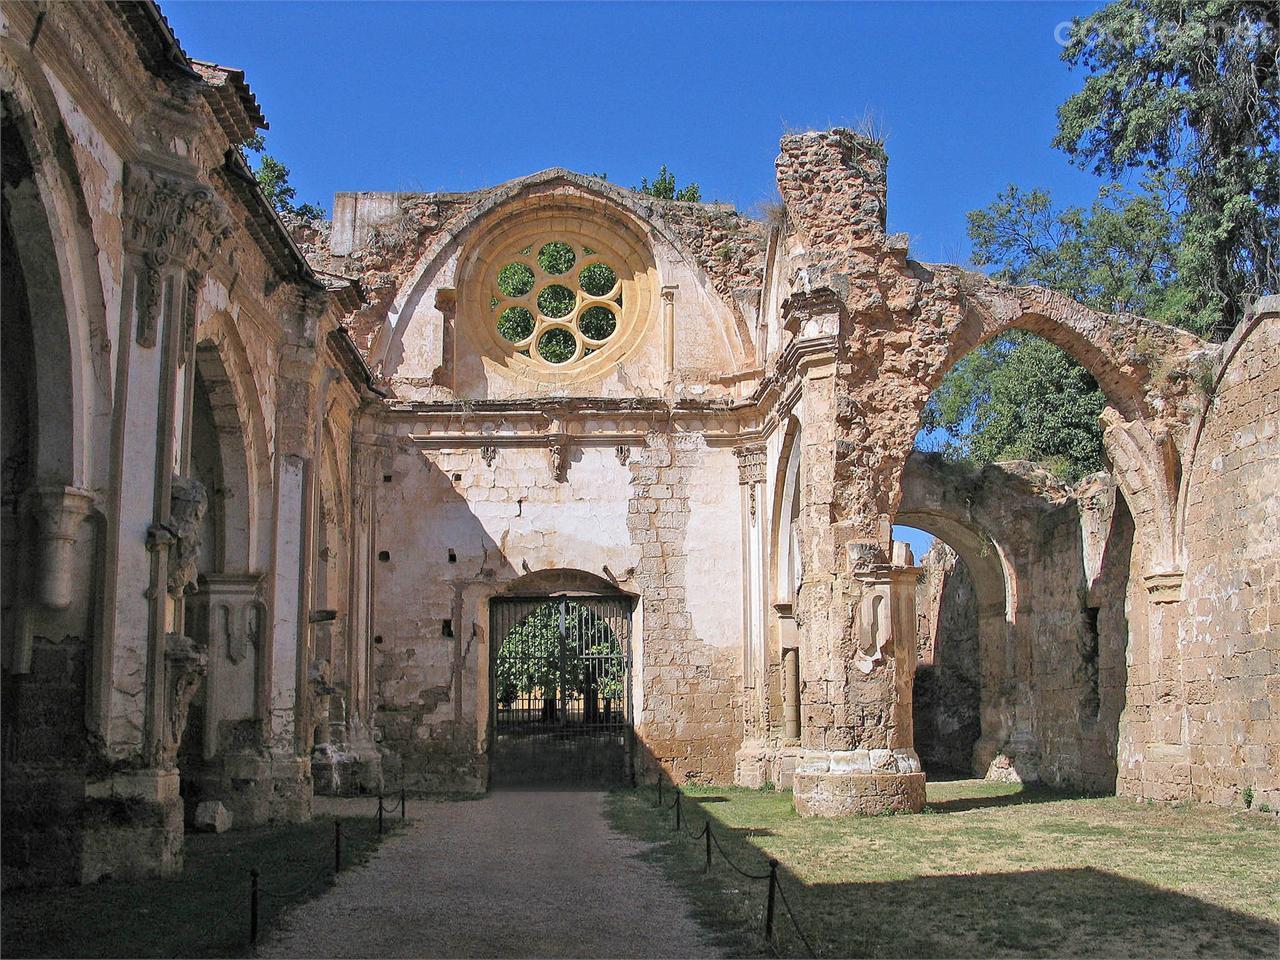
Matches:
[[0, 55, 111, 492], [192, 340, 257, 574]]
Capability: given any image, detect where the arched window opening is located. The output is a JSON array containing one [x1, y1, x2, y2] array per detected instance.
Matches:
[[895, 524, 982, 779], [917, 330, 1107, 484]]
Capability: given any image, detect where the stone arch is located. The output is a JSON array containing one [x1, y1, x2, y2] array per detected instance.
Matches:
[[497, 567, 629, 598], [896, 452, 1020, 774], [0, 46, 112, 491], [370, 169, 746, 380], [192, 339, 257, 574], [880, 281, 1204, 577], [945, 283, 1206, 422]]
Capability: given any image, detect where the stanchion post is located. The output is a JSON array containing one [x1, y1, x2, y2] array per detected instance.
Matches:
[[657, 776, 663, 808], [334, 819, 342, 874], [400, 786, 406, 819], [249, 868, 259, 946], [378, 795, 385, 835], [764, 858, 779, 942], [704, 821, 712, 874], [674, 792, 682, 832]]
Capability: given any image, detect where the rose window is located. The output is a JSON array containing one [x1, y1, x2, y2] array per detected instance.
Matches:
[[490, 241, 626, 366]]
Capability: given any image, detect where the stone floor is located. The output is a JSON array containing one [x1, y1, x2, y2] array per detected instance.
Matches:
[[260, 790, 721, 958]]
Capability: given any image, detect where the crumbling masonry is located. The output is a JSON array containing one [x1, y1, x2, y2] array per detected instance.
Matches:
[[2, 1, 1276, 887]]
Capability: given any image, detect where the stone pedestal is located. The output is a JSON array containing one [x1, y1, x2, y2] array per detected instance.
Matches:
[[792, 748, 925, 816], [81, 769, 184, 883], [733, 739, 771, 789]]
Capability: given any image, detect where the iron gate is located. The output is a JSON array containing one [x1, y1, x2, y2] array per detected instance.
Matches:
[[489, 595, 633, 786]]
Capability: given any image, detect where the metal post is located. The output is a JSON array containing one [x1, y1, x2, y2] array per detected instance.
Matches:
[[764, 859, 778, 941], [657, 776, 663, 808], [378, 795, 384, 835], [249, 868, 259, 945], [400, 786, 406, 819], [704, 822, 712, 873], [674, 792, 681, 832], [334, 819, 342, 874]]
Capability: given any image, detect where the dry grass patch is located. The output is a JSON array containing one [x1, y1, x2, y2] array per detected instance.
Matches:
[[607, 779, 1279, 958]]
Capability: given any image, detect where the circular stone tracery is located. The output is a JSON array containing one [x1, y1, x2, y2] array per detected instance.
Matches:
[[486, 238, 629, 368]]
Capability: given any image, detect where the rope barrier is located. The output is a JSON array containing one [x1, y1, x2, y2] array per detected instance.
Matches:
[[246, 809, 399, 946], [776, 875, 819, 959], [651, 778, 820, 957], [707, 827, 773, 880]]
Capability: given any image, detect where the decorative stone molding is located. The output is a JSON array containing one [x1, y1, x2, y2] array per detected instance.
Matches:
[[166, 476, 208, 599], [122, 165, 232, 346], [733, 443, 766, 485], [156, 631, 209, 769], [615, 444, 631, 466], [781, 287, 845, 340], [549, 435, 570, 482], [480, 444, 498, 468], [1143, 571, 1184, 604], [28, 486, 95, 610]]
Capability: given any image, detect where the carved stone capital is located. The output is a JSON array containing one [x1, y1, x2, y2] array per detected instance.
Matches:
[[123, 165, 232, 347], [28, 486, 95, 609]]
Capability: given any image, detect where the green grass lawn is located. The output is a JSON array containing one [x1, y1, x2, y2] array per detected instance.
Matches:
[[607, 780, 1280, 959], [2, 815, 398, 958]]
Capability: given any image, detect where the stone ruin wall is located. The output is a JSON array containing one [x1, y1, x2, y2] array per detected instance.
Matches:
[[912, 543, 980, 776], [1173, 305, 1280, 809], [368, 423, 746, 792]]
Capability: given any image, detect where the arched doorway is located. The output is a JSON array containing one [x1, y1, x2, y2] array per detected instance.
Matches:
[[488, 573, 633, 787]]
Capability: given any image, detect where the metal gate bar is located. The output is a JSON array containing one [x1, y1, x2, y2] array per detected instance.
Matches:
[[490, 595, 632, 786]]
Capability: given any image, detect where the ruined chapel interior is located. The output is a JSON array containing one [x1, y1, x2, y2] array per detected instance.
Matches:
[[2, 1, 1277, 887]]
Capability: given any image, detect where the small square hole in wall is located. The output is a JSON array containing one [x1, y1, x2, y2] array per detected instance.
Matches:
[[378, 550, 390, 562], [441, 619, 453, 637], [373, 635, 383, 645], [383, 474, 393, 483], [447, 549, 457, 563], [452, 473, 462, 482]]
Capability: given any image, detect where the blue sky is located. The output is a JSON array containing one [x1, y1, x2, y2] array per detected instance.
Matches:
[[164, 0, 1107, 559]]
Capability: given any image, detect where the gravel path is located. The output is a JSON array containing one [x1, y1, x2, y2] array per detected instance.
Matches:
[[259, 790, 721, 958]]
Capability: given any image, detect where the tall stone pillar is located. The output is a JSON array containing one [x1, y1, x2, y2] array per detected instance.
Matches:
[[262, 315, 324, 821], [775, 130, 927, 816], [81, 163, 229, 881]]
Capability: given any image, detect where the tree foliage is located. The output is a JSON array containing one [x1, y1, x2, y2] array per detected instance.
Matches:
[[967, 175, 1185, 321], [243, 133, 325, 221], [637, 164, 702, 203], [924, 0, 1279, 481], [494, 602, 625, 717], [1056, 0, 1279, 337], [920, 332, 1107, 482]]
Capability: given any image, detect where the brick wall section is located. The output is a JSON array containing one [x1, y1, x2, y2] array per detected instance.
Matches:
[[628, 433, 743, 783], [1179, 310, 1279, 808]]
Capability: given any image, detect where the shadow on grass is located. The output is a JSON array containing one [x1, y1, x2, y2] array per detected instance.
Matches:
[[1, 815, 398, 959], [808, 866, 1279, 958], [923, 783, 1076, 814], [608, 788, 1278, 959]]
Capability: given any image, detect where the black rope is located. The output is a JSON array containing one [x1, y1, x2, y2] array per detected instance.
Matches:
[[708, 828, 773, 881], [257, 876, 331, 901], [775, 878, 819, 958], [684, 820, 708, 840]]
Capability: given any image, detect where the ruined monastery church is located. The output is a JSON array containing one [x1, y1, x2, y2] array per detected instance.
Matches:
[[2, 1, 1277, 887]]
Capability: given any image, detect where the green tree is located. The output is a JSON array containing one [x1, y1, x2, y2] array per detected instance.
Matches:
[[966, 175, 1185, 321], [920, 332, 1107, 482], [242, 134, 325, 221], [1055, 0, 1279, 338], [924, 0, 1279, 480], [494, 602, 624, 722], [637, 164, 702, 203]]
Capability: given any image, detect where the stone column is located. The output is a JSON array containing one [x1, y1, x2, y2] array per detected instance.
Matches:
[[775, 131, 926, 816]]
